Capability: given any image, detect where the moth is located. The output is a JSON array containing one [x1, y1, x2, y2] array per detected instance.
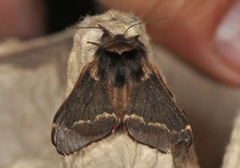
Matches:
[[51, 19, 192, 164]]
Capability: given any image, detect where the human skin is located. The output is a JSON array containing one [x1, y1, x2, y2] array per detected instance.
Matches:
[[0, 0, 45, 39]]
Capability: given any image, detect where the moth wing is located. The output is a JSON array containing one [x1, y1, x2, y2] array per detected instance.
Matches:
[[51, 63, 115, 155], [125, 65, 192, 154]]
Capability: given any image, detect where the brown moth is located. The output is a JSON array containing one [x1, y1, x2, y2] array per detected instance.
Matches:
[[51, 10, 192, 165]]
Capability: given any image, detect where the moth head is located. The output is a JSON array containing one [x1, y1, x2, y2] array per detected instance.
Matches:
[[101, 32, 141, 56], [78, 22, 145, 56], [84, 17, 169, 55]]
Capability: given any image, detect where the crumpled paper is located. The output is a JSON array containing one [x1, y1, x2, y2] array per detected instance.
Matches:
[[222, 109, 240, 168]]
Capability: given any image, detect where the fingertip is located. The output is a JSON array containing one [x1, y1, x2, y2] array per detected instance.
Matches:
[[0, 0, 46, 40], [214, 0, 240, 84]]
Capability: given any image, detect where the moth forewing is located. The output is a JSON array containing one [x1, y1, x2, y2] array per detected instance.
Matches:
[[124, 61, 192, 161], [51, 59, 117, 155]]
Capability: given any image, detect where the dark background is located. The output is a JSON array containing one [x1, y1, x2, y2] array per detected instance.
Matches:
[[43, 0, 96, 34]]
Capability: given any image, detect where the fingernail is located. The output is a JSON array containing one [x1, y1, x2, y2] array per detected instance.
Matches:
[[215, 1, 240, 75]]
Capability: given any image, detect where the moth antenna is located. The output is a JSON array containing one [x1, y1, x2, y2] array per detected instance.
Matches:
[[71, 24, 115, 38], [123, 16, 170, 36], [87, 41, 100, 46], [97, 24, 115, 38], [73, 26, 102, 30]]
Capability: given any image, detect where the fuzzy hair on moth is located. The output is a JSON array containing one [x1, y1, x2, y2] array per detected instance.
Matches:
[[51, 10, 193, 166]]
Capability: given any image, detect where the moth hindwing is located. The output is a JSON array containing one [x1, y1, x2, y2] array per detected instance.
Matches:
[[51, 23, 192, 164]]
